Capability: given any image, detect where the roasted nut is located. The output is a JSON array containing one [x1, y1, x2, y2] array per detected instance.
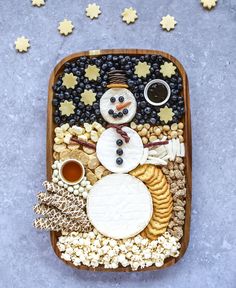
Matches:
[[178, 122, 184, 129], [142, 137, 148, 144], [171, 123, 178, 131]]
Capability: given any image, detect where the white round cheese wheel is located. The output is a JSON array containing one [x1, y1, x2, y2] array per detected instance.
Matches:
[[96, 127, 143, 173], [87, 174, 153, 239], [100, 88, 137, 124]]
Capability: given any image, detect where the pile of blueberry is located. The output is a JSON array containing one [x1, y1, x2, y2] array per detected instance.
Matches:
[[52, 54, 184, 127], [116, 139, 124, 165]]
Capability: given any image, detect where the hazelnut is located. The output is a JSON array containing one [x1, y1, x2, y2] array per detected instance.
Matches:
[[142, 137, 148, 144], [154, 127, 161, 136], [178, 122, 184, 129], [163, 125, 170, 132], [171, 123, 178, 131], [130, 122, 137, 130]]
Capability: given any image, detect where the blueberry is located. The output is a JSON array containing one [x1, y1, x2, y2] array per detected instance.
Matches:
[[95, 109, 101, 116], [118, 96, 124, 102], [110, 97, 116, 103], [108, 109, 114, 115], [123, 108, 128, 115], [116, 157, 123, 165], [144, 107, 152, 114], [116, 139, 123, 146], [54, 116, 60, 124], [116, 148, 123, 156], [113, 113, 118, 118], [118, 112, 123, 118], [140, 101, 147, 108], [150, 117, 156, 125]]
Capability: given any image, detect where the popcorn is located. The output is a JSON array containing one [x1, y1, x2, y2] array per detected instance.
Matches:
[[57, 230, 181, 271]]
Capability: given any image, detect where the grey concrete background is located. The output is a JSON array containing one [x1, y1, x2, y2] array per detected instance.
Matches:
[[0, 0, 235, 287]]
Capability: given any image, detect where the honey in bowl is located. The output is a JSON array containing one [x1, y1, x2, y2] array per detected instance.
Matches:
[[60, 159, 84, 185]]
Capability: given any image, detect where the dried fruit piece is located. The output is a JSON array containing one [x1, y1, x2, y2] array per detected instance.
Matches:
[[158, 106, 174, 124], [15, 36, 30, 53], [88, 155, 100, 170], [86, 3, 101, 19], [201, 0, 217, 9], [160, 62, 176, 78], [121, 7, 138, 24], [32, 0, 45, 7], [81, 89, 96, 105], [160, 15, 177, 31], [58, 19, 74, 36], [134, 62, 151, 78], [59, 100, 75, 116], [85, 65, 100, 80], [62, 73, 78, 89]]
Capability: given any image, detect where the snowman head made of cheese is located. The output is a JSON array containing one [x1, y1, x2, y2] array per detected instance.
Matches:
[[100, 70, 137, 125], [97, 70, 144, 174]]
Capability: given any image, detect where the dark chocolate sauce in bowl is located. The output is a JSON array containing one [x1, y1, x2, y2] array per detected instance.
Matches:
[[144, 79, 170, 106]]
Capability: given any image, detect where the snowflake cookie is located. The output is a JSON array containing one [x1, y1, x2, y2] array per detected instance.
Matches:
[[58, 19, 74, 36], [160, 62, 176, 78], [86, 3, 101, 19], [59, 101, 75, 116], [62, 73, 78, 89], [158, 106, 174, 124], [160, 15, 177, 31], [15, 36, 30, 52], [85, 65, 100, 80], [134, 62, 151, 78], [201, 0, 217, 10], [81, 90, 96, 105], [121, 7, 138, 24], [32, 0, 45, 7]]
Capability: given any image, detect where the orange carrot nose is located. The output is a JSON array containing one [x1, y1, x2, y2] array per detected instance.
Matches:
[[116, 101, 132, 111]]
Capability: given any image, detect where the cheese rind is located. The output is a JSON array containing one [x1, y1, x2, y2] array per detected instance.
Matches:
[[87, 174, 153, 239]]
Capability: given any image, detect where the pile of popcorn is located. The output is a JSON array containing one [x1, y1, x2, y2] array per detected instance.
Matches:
[[52, 160, 92, 199], [57, 229, 181, 270]]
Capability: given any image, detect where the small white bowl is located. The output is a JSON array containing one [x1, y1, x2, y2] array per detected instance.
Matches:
[[59, 159, 85, 185], [144, 79, 171, 107]]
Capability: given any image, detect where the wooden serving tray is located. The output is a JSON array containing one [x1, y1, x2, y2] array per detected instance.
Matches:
[[47, 49, 192, 272]]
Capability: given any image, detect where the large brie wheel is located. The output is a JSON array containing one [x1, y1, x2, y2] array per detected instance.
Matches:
[[87, 174, 153, 239], [100, 88, 137, 124], [96, 127, 143, 173]]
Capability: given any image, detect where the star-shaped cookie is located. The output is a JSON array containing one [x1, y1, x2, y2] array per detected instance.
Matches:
[[81, 90, 96, 105], [160, 15, 177, 31], [134, 62, 150, 78], [59, 101, 75, 116], [62, 73, 78, 89], [85, 65, 100, 80], [58, 19, 74, 36], [201, 0, 217, 9], [32, 0, 45, 7], [158, 106, 174, 124], [121, 7, 138, 24], [160, 62, 176, 78], [86, 3, 101, 19], [15, 37, 30, 52]]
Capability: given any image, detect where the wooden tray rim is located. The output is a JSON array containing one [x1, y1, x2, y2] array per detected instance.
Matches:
[[47, 48, 192, 272]]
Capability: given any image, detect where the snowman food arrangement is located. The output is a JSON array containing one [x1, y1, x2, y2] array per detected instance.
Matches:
[[88, 71, 153, 239], [34, 55, 186, 271]]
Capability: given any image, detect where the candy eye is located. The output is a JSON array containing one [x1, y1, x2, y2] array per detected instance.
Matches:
[[110, 97, 116, 103], [118, 96, 124, 103]]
